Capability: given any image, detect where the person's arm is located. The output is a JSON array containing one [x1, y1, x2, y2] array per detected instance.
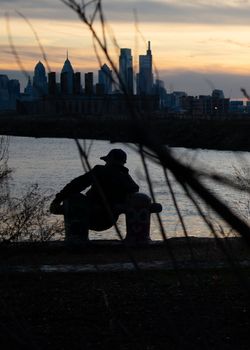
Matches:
[[55, 171, 93, 202], [115, 170, 139, 198], [126, 174, 139, 193], [50, 169, 94, 214]]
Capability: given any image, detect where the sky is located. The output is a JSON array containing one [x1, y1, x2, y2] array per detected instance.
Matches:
[[1, 0, 250, 97]]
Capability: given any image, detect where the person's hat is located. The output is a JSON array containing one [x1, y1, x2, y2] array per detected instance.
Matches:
[[100, 149, 127, 164]]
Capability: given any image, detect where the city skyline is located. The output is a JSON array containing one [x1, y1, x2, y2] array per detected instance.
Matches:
[[18, 44, 156, 96], [2, 1, 250, 97]]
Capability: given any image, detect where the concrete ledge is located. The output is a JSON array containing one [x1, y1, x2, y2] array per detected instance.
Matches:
[[0, 236, 247, 249], [1, 259, 250, 274]]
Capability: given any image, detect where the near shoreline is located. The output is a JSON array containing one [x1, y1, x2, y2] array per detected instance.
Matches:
[[1, 237, 249, 269]]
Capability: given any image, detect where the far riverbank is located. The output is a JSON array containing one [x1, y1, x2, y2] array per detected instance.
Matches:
[[2, 115, 250, 151]]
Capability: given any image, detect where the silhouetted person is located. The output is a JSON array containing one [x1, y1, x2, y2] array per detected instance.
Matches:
[[50, 149, 139, 240]]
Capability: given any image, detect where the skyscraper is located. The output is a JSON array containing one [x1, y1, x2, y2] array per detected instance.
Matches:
[[48, 72, 57, 95], [98, 64, 113, 94], [61, 53, 74, 94], [33, 61, 47, 97], [73, 72, 82, 95], [0, 74, 20, 110], [85, 72, 94, 95], [137, 41, 153, 96], [24, 77, 33, 96], [119, 48, 133, 94]]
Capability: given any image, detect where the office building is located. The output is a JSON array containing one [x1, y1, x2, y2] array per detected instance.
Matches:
[[230, 100, 245, 114], [24, 77, 33, 96], [33, 61, 47, 97], [119, 48, 133, 94], [137, 41, 153, 95], [212, 89, 225, 99], [73, 72, 82, 95], [98, 64, 113, 94], [61, 54, 74, 94], [153, 79, 167, 109], [0, 74, 20, 110], [85, 72, 94, 95], [48, 72, 57, 96]]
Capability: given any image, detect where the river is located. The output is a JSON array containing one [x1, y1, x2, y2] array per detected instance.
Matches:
[[7, 136, 250, 240]]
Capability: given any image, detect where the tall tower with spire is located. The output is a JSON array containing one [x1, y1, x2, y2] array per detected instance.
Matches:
[[137, 41, 153, 95], [61, 52, 74, 94], [147, 41, 152, 56]]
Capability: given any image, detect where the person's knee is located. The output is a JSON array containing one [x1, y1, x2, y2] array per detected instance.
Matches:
[[64, 193, 86, 203], [63, 193, 89, 218]]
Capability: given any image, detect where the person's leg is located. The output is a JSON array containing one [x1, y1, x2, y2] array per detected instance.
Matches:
[[124, 193, 151, 242], [63, 194, 89, 242], [88, 204, 119, 231]]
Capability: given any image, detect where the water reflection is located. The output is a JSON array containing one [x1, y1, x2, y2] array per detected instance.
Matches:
[[7, 137, 250, 239]]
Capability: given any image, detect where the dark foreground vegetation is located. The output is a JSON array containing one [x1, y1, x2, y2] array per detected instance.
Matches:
[[0, 268, 249, 350], [2, 115, 250, 151], [0, 238, 249, 349]]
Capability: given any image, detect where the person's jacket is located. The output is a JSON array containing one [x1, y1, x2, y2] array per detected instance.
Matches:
[[55, 163, 139, 208]]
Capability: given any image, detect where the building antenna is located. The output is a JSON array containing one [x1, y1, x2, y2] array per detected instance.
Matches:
[[147, 41, 151, 55]]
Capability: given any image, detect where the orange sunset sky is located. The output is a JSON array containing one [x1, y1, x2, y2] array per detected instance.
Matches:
[[1, 0, 250, 97]]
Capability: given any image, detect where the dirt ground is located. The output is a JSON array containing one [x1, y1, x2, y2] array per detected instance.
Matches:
[[0, 238, 249, 350]]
